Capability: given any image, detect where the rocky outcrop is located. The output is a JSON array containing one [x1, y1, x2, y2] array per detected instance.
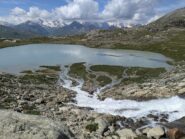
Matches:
[[0, 73, 76, 116], [0, 110, 73, 139]]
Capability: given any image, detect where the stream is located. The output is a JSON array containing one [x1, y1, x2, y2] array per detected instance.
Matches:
[[60, 66, 185, 125]]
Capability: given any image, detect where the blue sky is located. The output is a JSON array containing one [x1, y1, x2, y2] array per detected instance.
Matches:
[[0, 0, 185, 25]]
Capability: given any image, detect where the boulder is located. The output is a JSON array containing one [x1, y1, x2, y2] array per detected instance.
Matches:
[[95, 118, 109, 136], [142, 128, 150, 135], [147, 126, 165, 139], [116, 128, 137, 139], [35, 98, 45, 104], [178, 82, 185, 88], [178, 88, 185, 94], [135, 128, 142, 135], [0, 110, 73, 139], [167, 128, 185, 139]]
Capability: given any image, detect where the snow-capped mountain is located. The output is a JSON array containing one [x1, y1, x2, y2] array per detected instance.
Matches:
[[12, 20, 119, 36], [0, 19, 125, 38], [108, 21, 125, 28], [1, 18, 125, 29], [25, 19, 118, 29], [33, 19, 66, 28]]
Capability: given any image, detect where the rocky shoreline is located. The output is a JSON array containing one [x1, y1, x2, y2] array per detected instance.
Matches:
[[0, 62, 185, 139]]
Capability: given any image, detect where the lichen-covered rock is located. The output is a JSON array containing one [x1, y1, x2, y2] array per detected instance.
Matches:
[[0, 110, 73, 139], [95, 117, 109, 136], [147, 126, 165, 139]]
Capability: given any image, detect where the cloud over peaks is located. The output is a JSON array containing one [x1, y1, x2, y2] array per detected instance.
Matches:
[[54, 0, 99, 20], [0, 0, 184, 26]]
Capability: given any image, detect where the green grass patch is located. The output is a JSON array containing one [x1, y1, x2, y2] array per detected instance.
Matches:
[[40, 65, 61, 71], [97, 75, 112, 86], [126, 67, 166, 77], [19, 74, 57, 84], [35, 69, 58, 74], [113, 30, 185, 61], [24, 110, 41, 115], [20, 70, 33, 74], [69, 63, 87, 78], [86, 123, 99, 132], [123, 67, 166, 84], [90, 65, 124, 78]]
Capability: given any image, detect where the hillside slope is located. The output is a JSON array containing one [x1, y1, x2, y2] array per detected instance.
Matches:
[[149, 8, 185, 28], [79, 7, 185, 61], [0, 25, 37, 39]]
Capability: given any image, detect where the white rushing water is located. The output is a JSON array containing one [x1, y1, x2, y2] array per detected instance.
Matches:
[[60, 67, 185, 123]]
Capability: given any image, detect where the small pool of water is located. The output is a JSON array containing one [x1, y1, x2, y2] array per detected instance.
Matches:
[[0, 44, 172, 73]]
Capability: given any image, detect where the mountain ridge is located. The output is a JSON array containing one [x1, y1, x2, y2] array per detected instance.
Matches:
[[0, 20, 116, 38], [149, 7, 185, 28]]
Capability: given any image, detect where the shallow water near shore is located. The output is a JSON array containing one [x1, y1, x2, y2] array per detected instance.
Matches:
[[0, 44, 172, 73]]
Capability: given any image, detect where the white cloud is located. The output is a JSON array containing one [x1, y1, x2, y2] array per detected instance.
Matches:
[[27, 7, 50, 19], [0, 0, 99, 24], [54, 0, 99, 20], [101, 0, 161, 25], [1, 6, 51, 24], [11, 7, 26, 15], [0, 0, 184, 26]]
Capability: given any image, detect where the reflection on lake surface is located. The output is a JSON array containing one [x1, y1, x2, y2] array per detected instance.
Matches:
[[0, 44, 172, 73]]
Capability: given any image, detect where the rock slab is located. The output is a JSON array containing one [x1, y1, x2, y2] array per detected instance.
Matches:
[[0, 110, 73, 139]]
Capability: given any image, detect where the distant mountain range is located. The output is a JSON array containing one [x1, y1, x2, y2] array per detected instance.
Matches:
[[0, 20, 118, 39], [0, 7, 185, 39]]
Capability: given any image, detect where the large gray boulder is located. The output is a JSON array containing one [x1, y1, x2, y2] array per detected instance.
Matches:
[[116, 128, 137, 139], [0, 110, 73, 139], [147, 126, 165, 139]]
